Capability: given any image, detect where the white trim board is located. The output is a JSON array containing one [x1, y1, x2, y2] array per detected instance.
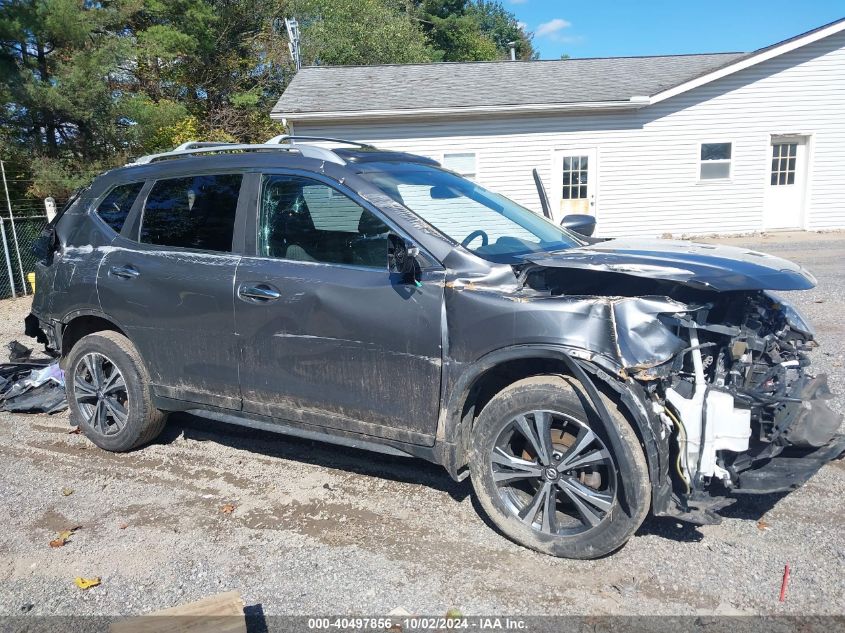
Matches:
[[272, 98, 650, 123], [649, 18, 845, 105]]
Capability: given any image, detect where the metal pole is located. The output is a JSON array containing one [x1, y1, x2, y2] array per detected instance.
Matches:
[[1, 160, 27, 295], [0, 217, 17, 299], [285, 18, 302, 70]]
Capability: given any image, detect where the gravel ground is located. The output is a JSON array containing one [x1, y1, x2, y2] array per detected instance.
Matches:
[[0, 232, 843, 619]]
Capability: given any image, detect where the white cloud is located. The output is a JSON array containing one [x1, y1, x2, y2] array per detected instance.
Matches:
[[509, 0, 529, 4], [535, 18, 572, 38], [517, 21, 528, 31]]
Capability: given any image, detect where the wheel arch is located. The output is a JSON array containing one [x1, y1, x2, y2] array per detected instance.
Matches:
[[60, 310, 130, 362], [439, 345, 666, 510]]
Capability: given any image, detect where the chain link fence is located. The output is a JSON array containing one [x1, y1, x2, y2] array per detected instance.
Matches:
[[0, 214, 49, 300]]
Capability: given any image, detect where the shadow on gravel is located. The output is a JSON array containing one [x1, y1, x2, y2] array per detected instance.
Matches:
[[158, 412, 473, 502], [635, 516, 705, 543], [721, 492, 789, 520], [635, 491, 788, 543]]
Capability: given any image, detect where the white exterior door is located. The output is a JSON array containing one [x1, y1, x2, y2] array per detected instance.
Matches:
[[763, 137, 808, 230], [551, 149, 597, 222]]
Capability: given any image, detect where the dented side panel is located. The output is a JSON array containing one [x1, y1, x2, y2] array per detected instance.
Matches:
[[40, 197, 113, 323], [444, 283, 688, 374], [234, 257, 445, 442]]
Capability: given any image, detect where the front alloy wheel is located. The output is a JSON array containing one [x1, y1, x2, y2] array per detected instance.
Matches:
[[469, 375, 650, 559], [491, 410, 617, 535]]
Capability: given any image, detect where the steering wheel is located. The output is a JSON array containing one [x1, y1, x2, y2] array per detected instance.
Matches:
[[462, 230, 489, 248]]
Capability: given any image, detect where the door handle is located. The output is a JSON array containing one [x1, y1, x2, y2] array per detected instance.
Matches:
[[109, 265, 140, 279], [238, 284, 281, 302]]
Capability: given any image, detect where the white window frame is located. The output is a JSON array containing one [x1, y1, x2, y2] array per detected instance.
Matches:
[[698, 141, 733, 182], [442, 152, 478, 180]]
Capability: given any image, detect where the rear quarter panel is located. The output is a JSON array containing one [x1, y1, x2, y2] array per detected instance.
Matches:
[[38, 194, 113, 323]]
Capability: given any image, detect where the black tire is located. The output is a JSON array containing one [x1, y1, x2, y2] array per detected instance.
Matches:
[[66, 331, 168, 452], [469, 375, 650, 559]]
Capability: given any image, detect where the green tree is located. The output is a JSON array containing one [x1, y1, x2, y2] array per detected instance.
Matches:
[[466, 1, 535, 60], [0, 0, 290, 197], [0, 0, 535, 200], [118, 0, 289, 144], [413, 0, 534, 62], [293, 0, 436, 66], [0, 0, 132, 193]]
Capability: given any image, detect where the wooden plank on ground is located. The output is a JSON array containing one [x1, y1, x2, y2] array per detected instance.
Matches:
[[110, 590, 246, 633]]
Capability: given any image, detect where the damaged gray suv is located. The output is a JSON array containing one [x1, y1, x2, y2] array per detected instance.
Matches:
[[28, 137, 843, 559]]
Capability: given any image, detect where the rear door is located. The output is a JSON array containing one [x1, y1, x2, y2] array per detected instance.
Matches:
[[234, 172, 445, 444], [97, 173, 244, 409]]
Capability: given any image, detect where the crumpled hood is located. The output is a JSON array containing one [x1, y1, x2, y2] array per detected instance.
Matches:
[[521, 238, 817, 291]]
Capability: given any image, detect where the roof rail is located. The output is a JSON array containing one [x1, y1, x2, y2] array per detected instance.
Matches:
[[266, 135, 375, 149], [173, 141, 238, 151], [128, 141, 346, 166]]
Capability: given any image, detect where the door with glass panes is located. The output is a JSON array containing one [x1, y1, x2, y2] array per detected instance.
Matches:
[[763, 137, 808, 230], [552, 149, 596, 222]]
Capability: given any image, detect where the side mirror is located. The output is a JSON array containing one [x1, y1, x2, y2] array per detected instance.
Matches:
[[388, 233, 421, 285], [561, 214, 596, 237]]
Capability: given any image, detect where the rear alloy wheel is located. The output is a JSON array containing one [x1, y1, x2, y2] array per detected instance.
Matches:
[[73, 353, 129, 437], [66, 331, 167, 452], [470, 375, 650, 559]]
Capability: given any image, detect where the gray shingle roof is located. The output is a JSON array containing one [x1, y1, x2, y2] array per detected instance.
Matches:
[[272, 53, 746, 116]]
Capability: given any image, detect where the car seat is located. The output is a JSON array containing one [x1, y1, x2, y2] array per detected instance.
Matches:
[[264, 182, 318, 261], [352, 211, 388, 268]]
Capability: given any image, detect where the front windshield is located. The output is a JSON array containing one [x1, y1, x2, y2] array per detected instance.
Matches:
[[358, 162, 583, 262]]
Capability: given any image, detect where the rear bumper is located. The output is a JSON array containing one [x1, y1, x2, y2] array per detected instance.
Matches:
[[24, 312, 60, 353], [734, 433, 845, 494]]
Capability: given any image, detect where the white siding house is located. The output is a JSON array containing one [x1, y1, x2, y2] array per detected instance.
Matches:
[[272, 20, 845, 238]]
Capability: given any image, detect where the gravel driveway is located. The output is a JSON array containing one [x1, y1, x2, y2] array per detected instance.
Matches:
[[0, 232, 843, 619]]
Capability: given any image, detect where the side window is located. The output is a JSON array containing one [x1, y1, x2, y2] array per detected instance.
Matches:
[[699, 142, 732, 180], [259, 175, 390, 268], [140, 174, 241, 252], [95, 182, 145, 233]]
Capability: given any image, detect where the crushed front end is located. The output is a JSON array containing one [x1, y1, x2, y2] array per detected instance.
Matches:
[[640, 291, 844, 521], [517, 246, 844, 525]]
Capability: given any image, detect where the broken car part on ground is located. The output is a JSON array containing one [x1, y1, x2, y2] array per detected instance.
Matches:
[[0, 340, 66, 414], [23, 137, 844, 559]]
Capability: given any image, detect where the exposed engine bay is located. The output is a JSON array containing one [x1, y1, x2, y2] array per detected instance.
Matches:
[[518, 258, 844, 521], [652, 291, 840, 493]]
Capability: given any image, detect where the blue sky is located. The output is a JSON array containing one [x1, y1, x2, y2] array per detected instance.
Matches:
[[510, 1, 845, 59]]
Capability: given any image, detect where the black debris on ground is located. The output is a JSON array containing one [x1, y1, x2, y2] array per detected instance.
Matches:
[[0, 340, 67, 414]]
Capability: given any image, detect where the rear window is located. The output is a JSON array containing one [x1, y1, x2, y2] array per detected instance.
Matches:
[[140, 174, 241, 252], [95, 182, 144, 233]]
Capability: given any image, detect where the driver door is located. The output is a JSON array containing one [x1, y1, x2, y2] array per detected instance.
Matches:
[[234, 173, 445, 445]]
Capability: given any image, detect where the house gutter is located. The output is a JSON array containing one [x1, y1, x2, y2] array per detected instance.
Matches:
[[271, 96, 652, 123]]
